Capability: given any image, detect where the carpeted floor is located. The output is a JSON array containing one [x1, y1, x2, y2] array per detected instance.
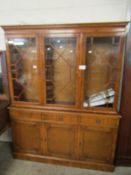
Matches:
[[0, 142, 131, 175]]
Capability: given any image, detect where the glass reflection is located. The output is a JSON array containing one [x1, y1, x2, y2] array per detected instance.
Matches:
[[45, 37, 77, 105], [8, 38, 39, 102]]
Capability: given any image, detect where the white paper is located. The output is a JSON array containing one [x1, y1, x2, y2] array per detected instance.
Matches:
[[79, 65, 86, 70], [83, 102, 88, 107], [0, 27, 6, 51]]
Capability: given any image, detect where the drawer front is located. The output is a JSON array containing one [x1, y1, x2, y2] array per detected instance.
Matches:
[[10, 108, 120, 127], [80, 113, 120, 128], [10, 109, 42, 122], [42, 112, 78, 124]]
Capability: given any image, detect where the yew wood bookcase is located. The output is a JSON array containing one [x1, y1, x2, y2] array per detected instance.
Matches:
[[3, 22, 127, 171]]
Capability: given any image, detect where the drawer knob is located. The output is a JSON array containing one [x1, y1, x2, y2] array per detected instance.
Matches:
[[96, 119, 101, 125], [58, 116, 63, 121]]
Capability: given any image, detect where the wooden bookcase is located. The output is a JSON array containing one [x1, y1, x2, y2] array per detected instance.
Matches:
[[3, 22, 127, 171]]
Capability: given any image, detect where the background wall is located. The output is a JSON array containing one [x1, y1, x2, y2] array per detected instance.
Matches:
[[0, 0, 130, 25]]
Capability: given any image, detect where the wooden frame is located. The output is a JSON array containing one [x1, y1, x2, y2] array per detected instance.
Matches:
[[80, 35, 125, 112], [5, 34, 41, 105], [4, 22, 127, 114], [41, 32, 81, 108]]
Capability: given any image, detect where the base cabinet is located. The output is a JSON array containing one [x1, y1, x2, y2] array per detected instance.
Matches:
[[10, 108, 120, 171]]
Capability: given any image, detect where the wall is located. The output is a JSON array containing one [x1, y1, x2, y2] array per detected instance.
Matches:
[[0, 0, 130, 25]]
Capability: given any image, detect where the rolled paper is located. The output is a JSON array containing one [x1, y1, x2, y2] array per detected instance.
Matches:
[[88, 96, 114, 107], [84, 89, 115, 107], [88, 88, 115, 103]]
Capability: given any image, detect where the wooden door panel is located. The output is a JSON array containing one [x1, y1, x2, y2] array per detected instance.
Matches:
[[12, 120, 41, 154], [80, 126, 117, 163], [45, 123, 77, 159]]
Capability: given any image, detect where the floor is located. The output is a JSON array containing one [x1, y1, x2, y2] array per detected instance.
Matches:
[[0, 142, 131, 175]]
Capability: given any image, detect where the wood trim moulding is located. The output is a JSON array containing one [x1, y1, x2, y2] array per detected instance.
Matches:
[[2, 22, 128, 31], [13, 152, 114, 172]]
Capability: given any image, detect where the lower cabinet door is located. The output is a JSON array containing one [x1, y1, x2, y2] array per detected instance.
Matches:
[[43, 123, 77, 159], [12, 120, 41, 154], [79, 126, 117, 163]]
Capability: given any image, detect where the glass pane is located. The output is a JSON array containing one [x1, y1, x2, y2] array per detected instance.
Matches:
[[83, 37, 120, 108], [8, 38, 39, 102], [45, 37, 77, 105], [0, 57, 4, 94]]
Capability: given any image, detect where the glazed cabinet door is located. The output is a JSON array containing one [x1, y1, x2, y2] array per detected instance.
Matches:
[[11, 120, 42, 154], [42, 122, 77, 160], [43, 34, 80, 107], [79, 126, 117, 163], [82, 36, 123, 110], [6, 35, 41, 104]]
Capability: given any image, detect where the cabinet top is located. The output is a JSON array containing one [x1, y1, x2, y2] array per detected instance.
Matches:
[[2, 22, 128, 31]]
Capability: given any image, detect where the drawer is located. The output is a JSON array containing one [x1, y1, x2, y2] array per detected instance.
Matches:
[[42, 111, 78, 124], [10, 109, 42, 122], [80, 113, 120, 128]]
